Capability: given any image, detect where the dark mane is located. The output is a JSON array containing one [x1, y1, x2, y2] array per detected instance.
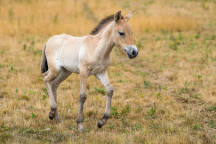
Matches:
[[90, 15, 114, 35]]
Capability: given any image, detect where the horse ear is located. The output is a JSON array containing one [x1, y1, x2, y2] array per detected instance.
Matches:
[[115, 11, 121, 23], [125, 10, 136, 22]]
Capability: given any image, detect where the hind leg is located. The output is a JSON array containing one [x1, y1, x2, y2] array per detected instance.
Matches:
[[43, 67, 71, 121], [43, 69, 59, 120], [50, 68, 72, 122]]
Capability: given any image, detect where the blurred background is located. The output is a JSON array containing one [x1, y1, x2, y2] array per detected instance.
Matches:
[[0, 0, 209, 36], [1, 0, 216, 143]]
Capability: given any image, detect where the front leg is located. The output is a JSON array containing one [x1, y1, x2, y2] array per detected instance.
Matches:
[[95, 71, 114, 128], [77, 69, 88, 133]]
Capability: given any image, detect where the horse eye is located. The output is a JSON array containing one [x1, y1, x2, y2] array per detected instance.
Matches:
[[118, 31, 125, 36]]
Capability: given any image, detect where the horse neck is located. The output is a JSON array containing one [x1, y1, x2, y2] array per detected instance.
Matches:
[[94, 22, 115, 59]]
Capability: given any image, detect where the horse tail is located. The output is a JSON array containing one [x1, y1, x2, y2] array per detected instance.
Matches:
[[41, 44, 48, 73]]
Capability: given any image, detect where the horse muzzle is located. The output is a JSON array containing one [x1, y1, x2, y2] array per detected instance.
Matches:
[[124, 45, 138, 59]]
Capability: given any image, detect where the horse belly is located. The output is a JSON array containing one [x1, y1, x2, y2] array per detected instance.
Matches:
[[61, 58, 80, 73]]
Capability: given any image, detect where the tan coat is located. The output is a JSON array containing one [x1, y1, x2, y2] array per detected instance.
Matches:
[[41, 10, 138, 132]]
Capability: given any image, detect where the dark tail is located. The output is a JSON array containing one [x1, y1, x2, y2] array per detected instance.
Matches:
[[41, 44, 48, 73]]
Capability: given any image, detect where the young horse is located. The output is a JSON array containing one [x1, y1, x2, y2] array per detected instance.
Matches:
[[41, 10, 138, 132]]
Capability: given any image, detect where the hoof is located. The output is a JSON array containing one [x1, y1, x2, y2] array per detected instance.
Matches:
[[97, 122, 102, 128], [49, 112, 55, 120]]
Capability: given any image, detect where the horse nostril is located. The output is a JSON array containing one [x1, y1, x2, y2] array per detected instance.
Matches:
[[132, 50, 136, 56]]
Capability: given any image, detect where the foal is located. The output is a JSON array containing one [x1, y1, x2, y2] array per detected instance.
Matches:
[[41, 11, 138, 132]]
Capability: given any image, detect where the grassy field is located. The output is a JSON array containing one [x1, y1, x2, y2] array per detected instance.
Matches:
[[1, 0, 216, 143]]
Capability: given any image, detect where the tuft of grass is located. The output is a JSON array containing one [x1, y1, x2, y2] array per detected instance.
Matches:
[[193, 93, 201, 99], [94, 87, 105, 95], [31, 113, 36, 118], [131, 124, 141, 131], [111, 106, 121, 117], [195, 34, 200, 39], [121, 104, 130, 115], [144, 80, 152, 88], [146, 107, 156, 119], [207, 106, 216, 111], [0, 123, 11, 143], [193, 124, 201, 131], [181, 82, 189, 93], [29, 104, 34, 109], [208, 120, 215, 128], [41, 95, 46, 101]]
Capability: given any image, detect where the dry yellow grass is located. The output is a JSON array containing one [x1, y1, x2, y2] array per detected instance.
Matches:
[[0, 0, 198, 36], [1, 0, 216, 143]]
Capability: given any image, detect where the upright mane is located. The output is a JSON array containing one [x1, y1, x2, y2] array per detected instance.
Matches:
[[90, 15, 114, 35]]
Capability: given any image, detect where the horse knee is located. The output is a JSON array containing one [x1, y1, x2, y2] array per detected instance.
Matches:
[[107, 85, 114, 96], [79, 93, 87, 103]]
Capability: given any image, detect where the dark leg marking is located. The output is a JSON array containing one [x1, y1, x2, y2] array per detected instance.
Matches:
[[97, 114, 110, 128], [97, 122, 102, 128], [49, 108, 56, 120]]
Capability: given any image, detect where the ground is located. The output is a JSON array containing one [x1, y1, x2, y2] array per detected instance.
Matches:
[[0, 0, 216, 143]]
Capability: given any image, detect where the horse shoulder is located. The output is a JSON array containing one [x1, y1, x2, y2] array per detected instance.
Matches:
[[59, 36, 86, 73]]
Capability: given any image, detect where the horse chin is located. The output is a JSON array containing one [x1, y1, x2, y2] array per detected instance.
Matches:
[[126, 54, 134, 59], [128, 55, 133, 59]]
